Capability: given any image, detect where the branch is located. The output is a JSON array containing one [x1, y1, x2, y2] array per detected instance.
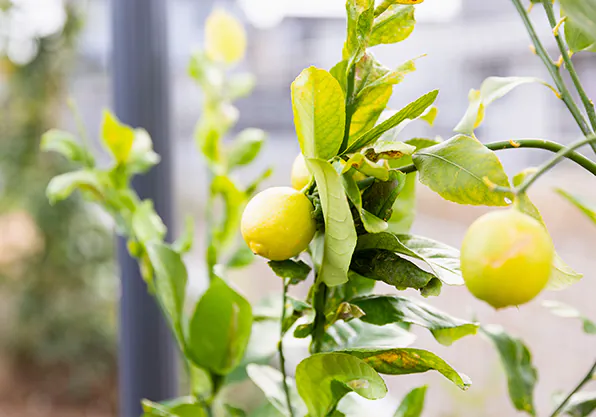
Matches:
[[549, 358, 596, 417], [279, 279, 295, 417]]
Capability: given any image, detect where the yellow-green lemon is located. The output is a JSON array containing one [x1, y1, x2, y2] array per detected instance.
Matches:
[[241, 187, 316, 261], [461, 209, 554, 309]]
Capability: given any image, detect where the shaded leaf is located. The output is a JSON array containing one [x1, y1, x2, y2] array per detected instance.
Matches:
[[41, 129, 94, 166], [247, 364, 307, 417], [46, 170, 103, 205], [361, 170, 406, 221], [481, 325, 537, 416], [542, 300, 596, 334], [322, 320, 416, 352], [228, 128, 266, 168], [188, 277, 252, 375], [394, 386, 427, 417], [327, 302, 366, 325], [268, 259, 312, 285], [352, 295, 478, 345], [306, 159, 357, 286], [413, 134, 512, 206], [342, 170, 389, 234], [343, 348, 471, 390], [291, 67, 346, 160], [296, 352, 387, 417]]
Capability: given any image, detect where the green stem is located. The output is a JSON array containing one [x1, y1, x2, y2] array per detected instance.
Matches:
[[511, 0, 593, 140], [549, 358, 596, 417], [517, 135, 596, 194], [541, 0, 596, 140], [339, 64, 357, 154], [205, 170, 217, 280], [279, 279, 295, 417], [311, 277, 328, 354], [397, 138, 596, 176]]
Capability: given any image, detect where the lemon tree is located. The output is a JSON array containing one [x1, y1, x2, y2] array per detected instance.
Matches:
[[39, 2, 596, 417]]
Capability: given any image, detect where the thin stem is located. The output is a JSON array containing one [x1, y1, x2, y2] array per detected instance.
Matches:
[[517, 135, 596, 194], [279, 279, 295, 417], [339, 64, 357, 155], [396, 138, 596, 177], [541, 0, 596, 140], [311, 278, 328, 354], [510, 0, 592, 138], [549, 358, 596, 417]]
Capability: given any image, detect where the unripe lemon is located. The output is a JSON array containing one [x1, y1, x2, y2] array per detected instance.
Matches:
[[241, 187, 316, 261], [291, 154, 312, 191], [461, 209, 554, 309], [205, 9, 247, 65]]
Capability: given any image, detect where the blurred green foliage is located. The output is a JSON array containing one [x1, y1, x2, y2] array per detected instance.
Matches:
[[0, 4, 116, 402]]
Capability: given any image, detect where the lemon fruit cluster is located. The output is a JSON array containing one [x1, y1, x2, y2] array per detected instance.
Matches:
[[461, 209, 554, 309]]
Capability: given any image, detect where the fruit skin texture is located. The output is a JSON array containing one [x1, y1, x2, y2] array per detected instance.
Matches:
[[461, 209, 554, 309], [241, 187, 316, 261], [291, 154, 312, 191]]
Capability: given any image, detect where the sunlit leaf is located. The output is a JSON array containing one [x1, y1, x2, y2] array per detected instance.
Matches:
[[560, 0, 596, 42], [344, 0, 375, 63], [352, 295, 478, 345], [41, 129, 95, 166], [393, 386, 427, 417], [369, 5, 416, 47], [482, 325, 537, 416], [46, 170, 103, 205], [565, 17, 596, 53], [306, 159, 357, 286], [413, 134, 512, 206], [342, 153, 390, 181], [374, 0, 424, 17], [291, 67, 346, 160], [296, 352, 387, 417], [247, 364, 307, 417], [101, 110, 135, 164]]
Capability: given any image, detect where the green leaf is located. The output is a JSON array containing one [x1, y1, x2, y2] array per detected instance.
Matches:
[[342, 172, 388, 234], [173, 215, 195, 254], [145, 243, 188, 342], [195, 102, 238, 167], [349, 85, 393, 140], [127, 128, 161, 175], [228, 72, 256, 99], [393, 386, 427, 417], [228, 128, 266, 168], [565, 17, 596, 53], [560, 0, 596, 41], [511, 174, 583, 290], [556, 188, 596, 224], [46, 170, 103, 205], [357, 59, 417, 97], [101, 110, 135, 164], [355, 232, 463, 285], [542, 300, 596, 334], [554, 391, 596, 417], [342, 153, 390, 181], [361, 170, 406, 221], [343, 348, 471, 390], [227, 244, 256, 269], [291, 67, 346, 160], [326, 271, 377, 314], [345, 90, 439, 154], [296, 352, 387, 417], [132, 200, 167, 244], [321, 320, 416, 352], [374, 0, 424, 17], [344, 0, 375, 63], [350, 249, 439, 294], [363, 140, 416, 162], [142, 397, 207, 417], [326, 302, 366, 325], [306, 159, 357, 286], [413, 134, 512, 206], [41, 129, 94, 166], [481, 325, 537, 416], [188, 277, 252, 375], [211, 175, 246, 249], [268, 259, 312, 285], [188, 51, 224, 93], [352, 295, 478, 345], [369, 5, 416, 47], [455, 77, 555, 135], [247, 364, 307, 417]]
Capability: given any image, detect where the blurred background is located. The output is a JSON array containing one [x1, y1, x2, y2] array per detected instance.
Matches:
[[0, 0, 595, 416]]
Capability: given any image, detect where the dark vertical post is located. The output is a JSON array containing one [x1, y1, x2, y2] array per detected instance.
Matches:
[[112, 0, 178, 416]]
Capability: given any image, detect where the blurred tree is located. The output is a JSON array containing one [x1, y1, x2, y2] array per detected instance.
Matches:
[[0, 2, 116, 407]]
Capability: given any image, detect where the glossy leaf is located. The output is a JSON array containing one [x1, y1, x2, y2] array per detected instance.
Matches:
[[321, 319, 416, 352], [268, 259, 312, 285], [46, 170, 103, 205], [356, 232, 463, 285], [555, 391, 596, 417], [369, 5, 416, 47], [343, 348, 471, 390], [228, 128, 266, 168], [188, 277, 252, 375], [306, 159, 357, 286], [560, 0, 596, 41], [393, 386, 427, 417], [291, 67, 346, 160], [511, 173, 583, 290], [145, 243, 188, 341], [482, 325, 537, 416], [247, 364, 307, 417], [132, 200, 167, 244], [41, 129, 94, 166], [556, 189, 596, 225], [345, 90, 438, 154], [101, 110, 135, 164], [455, 77, 555, 134], [413, 134, 512, 206], [352, 295, 478, 345], [296, 352, 387, 417], [343, 173, 388, 234], [542, 301, 596, 334]]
